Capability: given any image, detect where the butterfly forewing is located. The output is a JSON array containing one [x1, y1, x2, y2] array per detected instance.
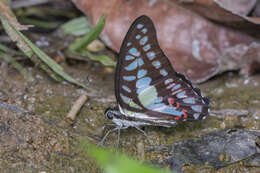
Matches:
[[115, 16, 209, 122]]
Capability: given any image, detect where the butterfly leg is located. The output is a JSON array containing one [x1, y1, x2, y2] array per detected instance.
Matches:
[[116, 128, 120, 149], [98, 127, 119, 146], [134, 126, 155, 145], [115, 126, 129, 149], [102, 123, 117, 131]]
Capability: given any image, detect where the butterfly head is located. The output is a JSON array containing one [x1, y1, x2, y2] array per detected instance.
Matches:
[[105, 107, 114, 120], [104, 107, 122, 120], [105, 107, 132, 128]]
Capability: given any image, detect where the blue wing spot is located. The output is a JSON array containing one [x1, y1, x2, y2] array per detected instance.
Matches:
[[160, 69, 168, 76], [129, 48, 140, 57], [127, 42, 132, 47], [172, 84, 181, 91], [143, 44, 151, 52], [125, 55, 135, 60], [193, 113, 200, 119], [183, 98, 195, 104], [152, 60, 161, 69], [141, 28, 147, 34], [147, 103, 166, 109], [140, 36, 148, 45], [160, 107, 183, 116], [166, 83, 175, 90], [154, 97, 163, 103], [120, 93, 131, 104], [164, 78, 173, 85], [137, 24, 143, 29], [138, 58, 144, 66], [136, 34, 141, 39], [123, 76, 136, 81], [192, 105, 202, 112], [122, 85, 131, 93], [147, 51, 155, 60], [136, 77, 151, 88], [176, 91, 186, 98], [137, 69, 147, 79], [137, 87, 147, 94], [125, 60, 137, 71]]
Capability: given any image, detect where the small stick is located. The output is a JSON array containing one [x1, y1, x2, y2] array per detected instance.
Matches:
[[0, 101, 30, 115], [66, 92, 88, 124]]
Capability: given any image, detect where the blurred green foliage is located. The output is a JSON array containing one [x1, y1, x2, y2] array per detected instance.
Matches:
[[61, 16, 91, 36], [66, 15, 116, 67], [80, 141, 174, 173]]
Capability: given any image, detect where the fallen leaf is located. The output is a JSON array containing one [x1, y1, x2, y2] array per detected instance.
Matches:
[[73, 0, 260, 83]]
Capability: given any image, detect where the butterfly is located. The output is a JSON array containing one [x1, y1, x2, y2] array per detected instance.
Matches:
[[101, 15, 210, 145]]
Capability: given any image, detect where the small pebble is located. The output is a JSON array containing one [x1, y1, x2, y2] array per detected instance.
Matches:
[[86, 39, 105, 52], [243, 78, 250, 85], [220, 122, 226, 129]]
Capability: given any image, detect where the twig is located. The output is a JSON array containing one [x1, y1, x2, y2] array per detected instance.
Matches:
[[66, 92, 88, 124], [0, 101, 30, 115]]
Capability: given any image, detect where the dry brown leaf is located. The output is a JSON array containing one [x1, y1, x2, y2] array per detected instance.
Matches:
[[73, 0, 260, 83], [172, 0, 260, 38]]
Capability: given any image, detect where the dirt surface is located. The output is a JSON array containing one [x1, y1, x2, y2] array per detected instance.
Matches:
[[0, 58, 259, 172]]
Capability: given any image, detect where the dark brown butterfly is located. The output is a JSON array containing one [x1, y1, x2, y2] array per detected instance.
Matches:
[[101, 15, 210, 145]]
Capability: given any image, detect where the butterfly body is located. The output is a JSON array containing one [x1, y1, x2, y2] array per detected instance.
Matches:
[[105, 105, 177, 129], [102, 15, 209, 144]]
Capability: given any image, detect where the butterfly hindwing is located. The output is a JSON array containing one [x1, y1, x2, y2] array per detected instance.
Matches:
[[115, 15, 209, 122]]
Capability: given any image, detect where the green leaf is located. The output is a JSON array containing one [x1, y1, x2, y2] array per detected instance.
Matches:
[[0, 12, 63, 81], [0, 43, 24, 56], [0, 51, 33, 81], [81, 50, 116, 67], [0, 3, 63, 82], [68, 14, 105, 52], [0, 2, 86, 87], [0, 15, 33, 57], [61, 16, 91, 36], [12, 27, 87, 88], [19, 17, 60, 29], [80, 141, 173, 173]]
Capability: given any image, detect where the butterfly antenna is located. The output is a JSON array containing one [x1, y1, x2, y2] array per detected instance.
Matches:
[[135, 126, 155, 145]]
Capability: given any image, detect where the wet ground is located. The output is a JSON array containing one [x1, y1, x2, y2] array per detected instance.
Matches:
[[0, 57, 259, 172]]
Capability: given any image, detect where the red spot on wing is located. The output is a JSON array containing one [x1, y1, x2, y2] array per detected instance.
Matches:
[[176, 103, 180, 109], [168, 98, 174, 105], [174, 116, 181, 120], [183, 109, 188, 119]]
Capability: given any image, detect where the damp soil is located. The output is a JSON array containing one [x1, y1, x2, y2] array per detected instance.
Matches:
[[0, 54, 259, 172]]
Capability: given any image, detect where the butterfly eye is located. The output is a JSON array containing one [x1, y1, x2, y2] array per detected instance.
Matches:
[[105, 110, 114, 120]]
